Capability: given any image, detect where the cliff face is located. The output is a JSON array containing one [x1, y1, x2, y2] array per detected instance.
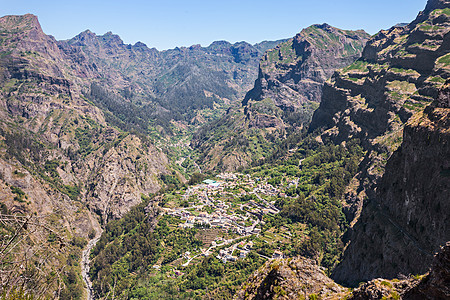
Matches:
[[193, 25, 369, 172], [332, 82, 450, 285], [244, 24, 369, 118], [309, 0, 450, 225]]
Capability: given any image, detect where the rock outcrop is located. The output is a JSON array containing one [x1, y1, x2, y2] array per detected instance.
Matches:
[[234, 257, 346, 300], [244, 24, 369, 121], [404, 242, 450, 299], [347, 242, 450, 300]]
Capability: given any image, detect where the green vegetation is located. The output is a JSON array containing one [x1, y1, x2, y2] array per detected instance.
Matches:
[[431, 8, 450, 16], [342, 60, 369, 73], [10, 186, 26, 202], [90, 198, 266, 299], [252, 138, 364, 268], [90, 132, 366, 298], [437, 53, 450, 66]]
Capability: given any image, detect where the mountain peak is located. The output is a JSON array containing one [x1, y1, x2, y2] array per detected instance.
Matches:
[[0, 13, 43, 34], [101, 31, 124, 45]]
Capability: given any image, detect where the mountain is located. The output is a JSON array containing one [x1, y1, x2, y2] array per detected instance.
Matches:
[[193, 24, 370, 172], [0, 14, 172, 221], [309, 0, 450, 228], [244, 24, 369, 116], [298, 0, 450, 285], [58, 31, 285, 126], [0, 13, 286, 298]]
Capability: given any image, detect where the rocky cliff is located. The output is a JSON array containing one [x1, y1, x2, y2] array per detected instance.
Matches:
[[244, 24, 369, 126], [332, 81, 450, 285], [193, 25, 369, 172], [0, 14, 172, 222], [309, 0, 450, 227]]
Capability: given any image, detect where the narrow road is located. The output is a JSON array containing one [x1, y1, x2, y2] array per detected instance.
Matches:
[[81, 232, 102, 300]]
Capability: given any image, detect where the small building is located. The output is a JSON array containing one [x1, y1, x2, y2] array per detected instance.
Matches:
[[203, 179, 216, 185], [272, 250, 284, 259]]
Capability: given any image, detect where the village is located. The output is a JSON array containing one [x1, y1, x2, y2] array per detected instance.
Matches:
[[161, 173, 284, 264]]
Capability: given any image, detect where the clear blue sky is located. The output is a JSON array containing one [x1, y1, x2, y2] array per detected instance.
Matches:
[[1, 0, 427, 50]]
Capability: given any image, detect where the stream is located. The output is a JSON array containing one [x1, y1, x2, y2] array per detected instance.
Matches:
[[81, 233, 102, 300]]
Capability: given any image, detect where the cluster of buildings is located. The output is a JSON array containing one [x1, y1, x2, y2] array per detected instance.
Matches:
[[162, 173, 283, 235], [217, 240, 254, 263]]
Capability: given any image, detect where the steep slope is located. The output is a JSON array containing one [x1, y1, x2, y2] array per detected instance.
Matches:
[[193, 25, 369, 172], [332, 81, 450, 285], [244, 24, 369, 120], [309, 0, 450, 225], [0, 14, 172, 222]]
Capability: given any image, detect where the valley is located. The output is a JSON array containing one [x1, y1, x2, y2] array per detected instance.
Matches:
[[0, 0, 449, 299]]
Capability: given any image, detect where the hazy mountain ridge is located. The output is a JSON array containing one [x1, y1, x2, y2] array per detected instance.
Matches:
[[58, 29, 286, 124]]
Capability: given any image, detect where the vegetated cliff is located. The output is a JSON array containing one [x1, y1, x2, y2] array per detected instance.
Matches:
[[244, 24, 370, 125], [193, 25, 369, 172], [309, 0, 450, 227], [332, 81, 450, 285]]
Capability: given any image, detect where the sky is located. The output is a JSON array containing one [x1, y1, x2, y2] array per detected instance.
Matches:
[[1, 0, 427, 50]]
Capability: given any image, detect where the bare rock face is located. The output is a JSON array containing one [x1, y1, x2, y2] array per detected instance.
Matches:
[[347, 242, 450, 300], [244, 24, 369, 127], [404, 242, 450, 300], [234, 257, 346, 300]]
